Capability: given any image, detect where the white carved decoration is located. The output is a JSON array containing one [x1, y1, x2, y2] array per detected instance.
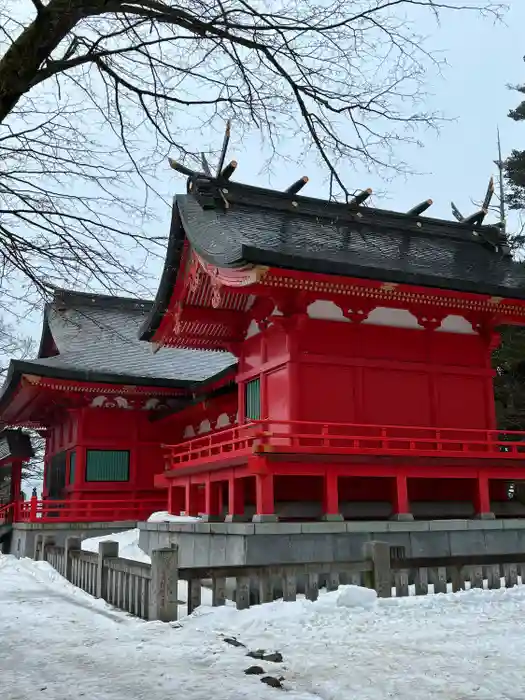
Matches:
[[90, 395, 107, 408], [363, 307, 420, 329], [143, 398, 160, 410], [216, 412, 230, 428], [307, 300, 348, 321], [198, 419, 211, 434], [183, 425, 195, 439], [89, 395, 130, 409], [437, 315, 475, 335]]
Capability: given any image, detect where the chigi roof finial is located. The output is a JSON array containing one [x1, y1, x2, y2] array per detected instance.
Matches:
[[168, 120, 237, 202], [450, 176, 495, 227]]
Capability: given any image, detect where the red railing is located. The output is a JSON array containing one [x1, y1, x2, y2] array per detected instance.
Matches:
[[164, 420, 525, 468], [165, 422, 260, 466], [1, 497, 166, 524]]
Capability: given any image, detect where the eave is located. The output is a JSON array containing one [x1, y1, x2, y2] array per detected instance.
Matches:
[[0, 359, 238, 427], [150, 256, 525, 350], [0, 360, 193, 427]]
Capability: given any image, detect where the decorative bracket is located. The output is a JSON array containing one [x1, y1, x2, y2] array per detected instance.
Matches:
[[342, 302, 375, 324], [414, 313, 445, 331]]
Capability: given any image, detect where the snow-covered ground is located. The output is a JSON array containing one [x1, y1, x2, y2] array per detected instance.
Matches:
[[2, 554, 525, 700]]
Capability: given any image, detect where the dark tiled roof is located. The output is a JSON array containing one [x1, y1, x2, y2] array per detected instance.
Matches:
[[170, 178, 525, 300], [0, 429, 33, 462], [19, 290, 236, 386]]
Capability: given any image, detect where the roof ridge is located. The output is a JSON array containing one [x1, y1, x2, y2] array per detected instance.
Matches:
[[52, 288, 154, 311]]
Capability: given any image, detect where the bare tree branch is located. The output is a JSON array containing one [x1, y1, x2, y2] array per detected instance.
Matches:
[[0, 0, 506, 329]]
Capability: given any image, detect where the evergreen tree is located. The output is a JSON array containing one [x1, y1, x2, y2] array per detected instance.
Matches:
[[505, 84, 525, 211], [492, 79, 525, 438]]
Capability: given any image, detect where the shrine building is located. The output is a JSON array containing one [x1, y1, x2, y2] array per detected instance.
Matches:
[[4, 165, 525, 524], [140, 166, 525, 522], [0, 290, 234, 522]]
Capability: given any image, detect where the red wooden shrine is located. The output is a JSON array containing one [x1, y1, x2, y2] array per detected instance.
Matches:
[[139, 166, 525, 522], [4, 165, 525, 523]]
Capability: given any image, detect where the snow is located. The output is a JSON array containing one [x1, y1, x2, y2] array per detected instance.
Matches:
[[336, 584, 377, 608], [82, 528, 151, 564], [3, 554, 525, 700], [147, 510, 201, 523]]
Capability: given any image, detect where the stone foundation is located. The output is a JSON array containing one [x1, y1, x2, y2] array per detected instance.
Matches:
[[9, 521, 137, 558], [138, 518, 525, 568]]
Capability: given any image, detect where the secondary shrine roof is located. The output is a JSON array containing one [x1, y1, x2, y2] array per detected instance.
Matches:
[[1, 290, 235, 394]]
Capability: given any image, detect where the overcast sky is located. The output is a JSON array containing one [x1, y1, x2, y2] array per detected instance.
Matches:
[[210, 1, 525, 221], [9, 1, 525, 346]]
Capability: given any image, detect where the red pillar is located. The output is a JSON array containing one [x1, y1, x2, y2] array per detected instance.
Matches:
[[474, 475, 494, 519], [202, 479, 223, 521], [167, 485, 185, 516], [322, 471, 343, 521], [185, 483, 200, 517], [391, 475, 413, 521], [226, 476, 246, 521], [253, 474, 277, 522]]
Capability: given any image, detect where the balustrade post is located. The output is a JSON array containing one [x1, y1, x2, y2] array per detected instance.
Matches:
[[65, 537, 81, 582], [363, 540, 391, 598], [41, 535, 55, 562], [148, 546, 179, 622], [29, 495, 38, 522], [96, 540, 119, 599]]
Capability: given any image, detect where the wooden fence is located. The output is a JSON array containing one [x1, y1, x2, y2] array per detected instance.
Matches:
[[36, 537, 525, 623]]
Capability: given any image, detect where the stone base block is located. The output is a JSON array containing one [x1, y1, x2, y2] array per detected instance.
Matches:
[[252, 514, 279, 523], [224, 514, 251, 523], [390, 513, 414, 521], [474, 512, 496, 520], [321, 513, 344, 522]]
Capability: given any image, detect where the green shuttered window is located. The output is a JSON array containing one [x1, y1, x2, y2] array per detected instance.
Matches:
[[85, 450, 130, 482], [69, 451, 76, 484], [245, 378, 261, 420]]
